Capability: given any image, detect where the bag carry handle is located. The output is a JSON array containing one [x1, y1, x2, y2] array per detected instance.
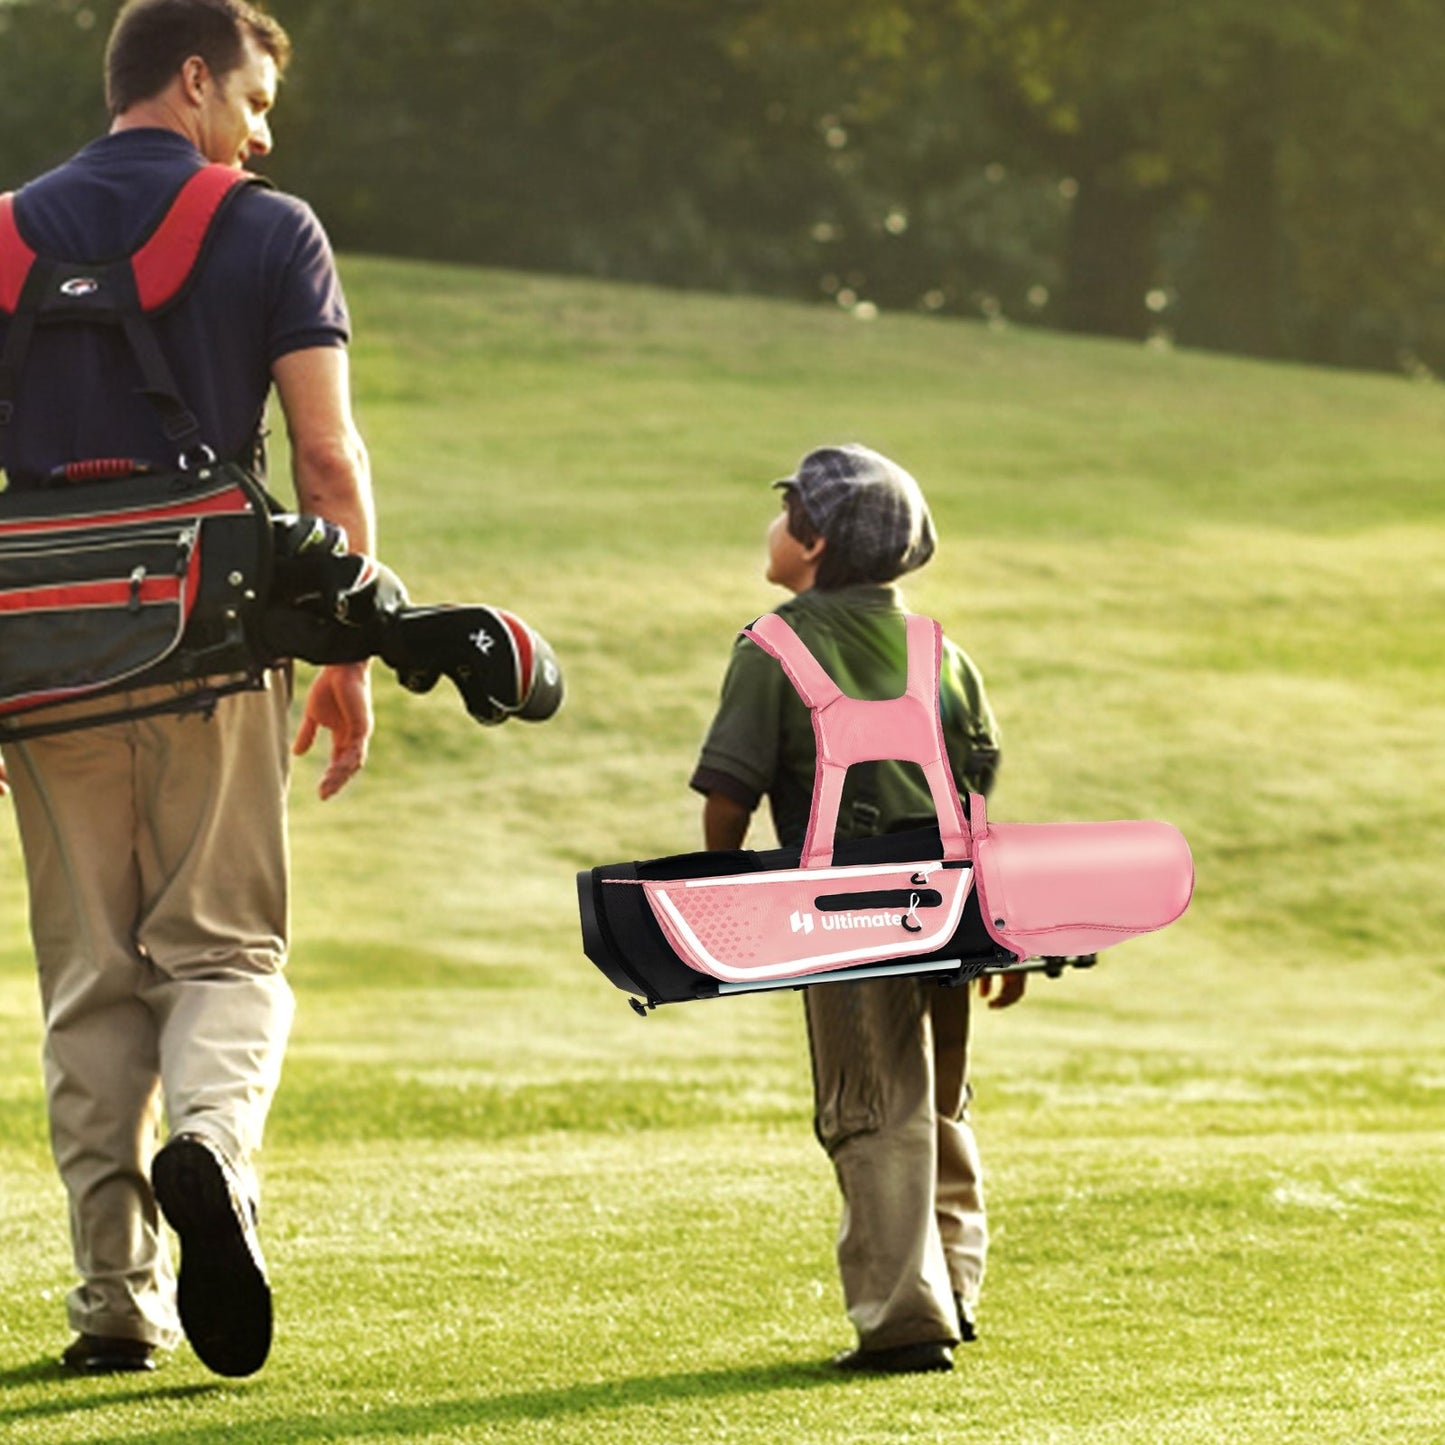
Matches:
[[742, 611, 970, 869]]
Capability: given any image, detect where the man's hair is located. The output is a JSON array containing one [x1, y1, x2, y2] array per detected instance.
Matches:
[[782, 487, 878, 591], [105, 0, 292, 117]]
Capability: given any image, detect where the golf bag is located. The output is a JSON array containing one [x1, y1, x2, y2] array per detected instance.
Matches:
[[578, 612, 1193, 1011], [0, 164, 562, 739], [0, 167, 282, 733]]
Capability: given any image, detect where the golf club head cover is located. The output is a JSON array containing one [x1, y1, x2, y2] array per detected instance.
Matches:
[[260, 515, 563, 725], [261, 516, 409, 665], [378, 604, 564, 725]]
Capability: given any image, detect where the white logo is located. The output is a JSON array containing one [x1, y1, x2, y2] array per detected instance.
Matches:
[[59, 277, 100, 298], [789, 910, 814, 935], [469, 628, 495, 655], [820, 911, 903, 931]]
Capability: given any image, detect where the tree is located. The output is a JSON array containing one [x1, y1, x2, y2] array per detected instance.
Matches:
[[947, 0, 1445, 362], [4, 0, 1442, 372], [0, 0, 111, 190]]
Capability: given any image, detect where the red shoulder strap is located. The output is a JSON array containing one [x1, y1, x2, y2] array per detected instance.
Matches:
[[0, 193, 38, 315], [130, 165, 253, 312]]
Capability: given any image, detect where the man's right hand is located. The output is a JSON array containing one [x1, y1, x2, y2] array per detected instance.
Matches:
[[293, 661, 372, 800]]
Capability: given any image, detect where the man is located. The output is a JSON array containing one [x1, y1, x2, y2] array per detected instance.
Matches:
[[0, 0, 373, 1376]]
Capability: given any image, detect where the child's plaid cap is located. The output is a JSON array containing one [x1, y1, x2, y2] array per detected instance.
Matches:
[[773, 444, 936, 580]]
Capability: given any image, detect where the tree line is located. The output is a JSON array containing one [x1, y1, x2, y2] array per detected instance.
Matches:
[[3, 0, 1443, 374]]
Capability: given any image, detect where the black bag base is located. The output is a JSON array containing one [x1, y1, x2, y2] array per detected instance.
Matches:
[[578, 824, 1098, 1013]]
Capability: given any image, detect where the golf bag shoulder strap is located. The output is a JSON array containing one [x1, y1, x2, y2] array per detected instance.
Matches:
[[0, 166, 256, 319], [742, 611, 970, 869], [0, 193, 34, 316], [0, 193, 35, 429], [745, 611, 846, 710], [132, 165, 258, 312], [0, 167, 264, 452]]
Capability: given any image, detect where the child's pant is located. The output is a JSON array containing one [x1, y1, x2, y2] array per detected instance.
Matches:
[[804, 976, 986, 1351]]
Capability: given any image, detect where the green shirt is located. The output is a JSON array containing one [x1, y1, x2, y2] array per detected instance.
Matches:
[[690, 585, 1000, 849]]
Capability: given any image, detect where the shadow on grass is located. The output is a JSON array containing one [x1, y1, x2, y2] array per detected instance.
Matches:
[[0, 1356, 226, 1431], [2, 1360, 849, 1443]]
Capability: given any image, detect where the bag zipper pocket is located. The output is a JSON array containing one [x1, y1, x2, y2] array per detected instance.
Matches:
[[0, 525, 197, 590]]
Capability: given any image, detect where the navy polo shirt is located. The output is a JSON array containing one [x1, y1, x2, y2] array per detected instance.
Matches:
[[0, 129, 349, 488]]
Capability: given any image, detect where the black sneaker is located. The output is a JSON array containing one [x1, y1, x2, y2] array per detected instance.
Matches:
[[60, 1334, 157, 1374], [953, 1293, 979, 1344], [151, 1134, 272, 1377], [830, 1340, 955, 1374]]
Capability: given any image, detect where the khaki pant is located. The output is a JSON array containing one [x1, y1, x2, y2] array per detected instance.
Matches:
[[2, 676, 295, 1347], [805, 977, 986, 1351]]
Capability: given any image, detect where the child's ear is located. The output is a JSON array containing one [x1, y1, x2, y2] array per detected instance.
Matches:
[[803, 535, 826, 563]]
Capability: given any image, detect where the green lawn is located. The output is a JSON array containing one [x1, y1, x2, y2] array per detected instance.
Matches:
[[1, 259, 1441, 1444]]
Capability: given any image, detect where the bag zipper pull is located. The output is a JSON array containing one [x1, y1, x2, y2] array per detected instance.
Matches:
[[128, 565, 146, 612], [176, 524, 199, 573], [901, 892, 923, 933]]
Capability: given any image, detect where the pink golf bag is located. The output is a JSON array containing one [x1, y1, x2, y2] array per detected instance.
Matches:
[[578, 612, 1194, 1012]]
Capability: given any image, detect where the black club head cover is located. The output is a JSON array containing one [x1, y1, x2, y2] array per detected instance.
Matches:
[[260, 515, 561, 726], [260, 549, 410, 665], [378, 604, 563, 725]]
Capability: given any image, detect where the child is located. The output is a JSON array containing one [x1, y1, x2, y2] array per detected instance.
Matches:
[[691, 443, 1022, 1374]]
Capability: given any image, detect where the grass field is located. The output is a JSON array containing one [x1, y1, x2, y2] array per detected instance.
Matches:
[[1, 259, 1442, 1444]]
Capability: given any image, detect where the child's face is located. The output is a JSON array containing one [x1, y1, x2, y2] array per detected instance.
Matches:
[[765, 505, 824, 593]]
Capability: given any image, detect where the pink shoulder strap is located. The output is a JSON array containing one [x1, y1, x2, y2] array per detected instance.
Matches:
[[743, 611, 970, 868]]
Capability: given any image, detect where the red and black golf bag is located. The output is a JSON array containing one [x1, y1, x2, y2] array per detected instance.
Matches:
[[0, 165, 561, 740]]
